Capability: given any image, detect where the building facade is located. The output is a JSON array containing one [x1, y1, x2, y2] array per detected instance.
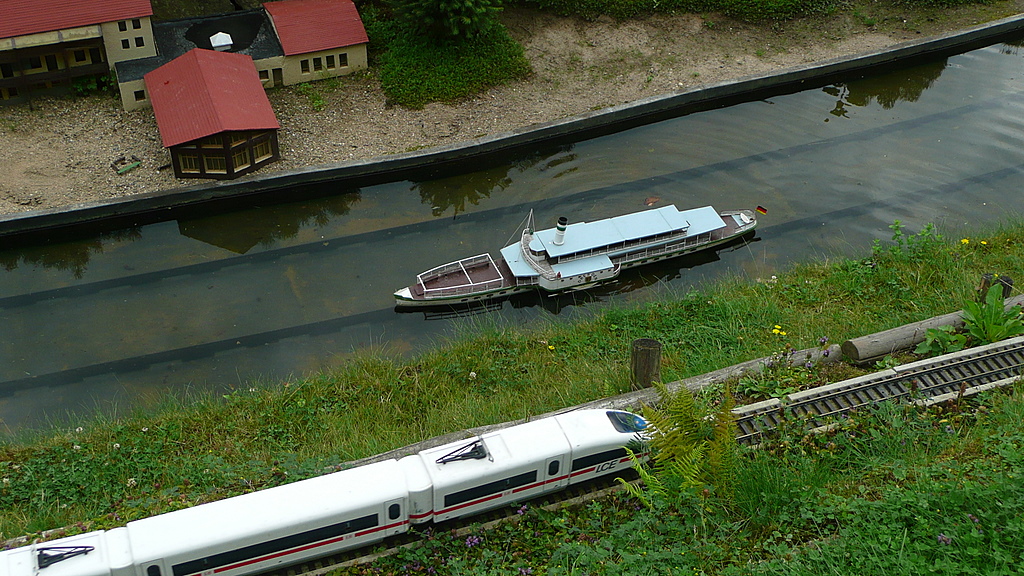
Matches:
[[1, 0, 156, 103]]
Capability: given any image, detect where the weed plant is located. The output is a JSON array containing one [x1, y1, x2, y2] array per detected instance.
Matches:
[[1, 221, 1023, 544]]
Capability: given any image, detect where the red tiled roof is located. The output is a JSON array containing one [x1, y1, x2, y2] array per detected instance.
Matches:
[[263, 0, 367, 56], [145, 49, 280, 149], [1, 0, 153, 40]]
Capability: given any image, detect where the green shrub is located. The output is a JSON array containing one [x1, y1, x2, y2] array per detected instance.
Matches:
[[376, 24, 531, 108]]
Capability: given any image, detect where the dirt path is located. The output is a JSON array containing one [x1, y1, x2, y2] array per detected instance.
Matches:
[[1, 4, 1021, 216]]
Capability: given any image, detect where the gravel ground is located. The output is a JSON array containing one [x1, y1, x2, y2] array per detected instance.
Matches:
[[1, 5, 1020, 216]]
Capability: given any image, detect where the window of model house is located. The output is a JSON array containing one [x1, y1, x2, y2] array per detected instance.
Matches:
[[74, 50, 87, 63], [1, 63, 14, 78], [134, 90, 146, 101], [259, 69, 270, 81], [313, 57, 322, 71], [133, 19, 142, 29], [26, 56, 42, 70], [179, 154, 200, 173], [135, 37, 145, 47], [204, 155, 227, 174], [300, 59, 310, 73], [253, 139, 273, 162], [325, 55, 335, 69], [118, 21, 128, 32], [338, 53, 348, 67], [232, 147, 251, 170], [121, 39, 130, 49], [45, 55, 58, 71]]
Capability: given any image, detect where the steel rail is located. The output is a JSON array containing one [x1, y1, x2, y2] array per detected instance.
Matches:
[[734, 335, 1024, 445]]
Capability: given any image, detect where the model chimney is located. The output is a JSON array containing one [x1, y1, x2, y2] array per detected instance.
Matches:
[[553, 216, 568, 246]]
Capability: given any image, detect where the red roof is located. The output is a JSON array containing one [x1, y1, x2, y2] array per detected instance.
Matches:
[[1, 0, 153, 40], [263, 0, 367, 56], [145, 49, 280, 149]]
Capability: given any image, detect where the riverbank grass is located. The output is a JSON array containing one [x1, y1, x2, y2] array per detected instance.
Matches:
[[1, 219, 1023, 546]]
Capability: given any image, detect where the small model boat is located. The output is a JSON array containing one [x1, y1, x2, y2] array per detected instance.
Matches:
[[394, 204, 758, 308]]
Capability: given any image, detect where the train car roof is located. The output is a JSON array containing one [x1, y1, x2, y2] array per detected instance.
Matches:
[[124, 459, 407, 562], [417, 417, 571, 483], [3, 531, 114, 576]]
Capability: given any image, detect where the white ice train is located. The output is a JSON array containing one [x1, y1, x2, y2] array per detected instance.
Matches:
[[2, 409, 647, 576]]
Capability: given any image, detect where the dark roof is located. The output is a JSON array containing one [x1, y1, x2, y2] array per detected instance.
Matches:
[[145, 48, 280, 148], [2, 0, 153, 40], [263, 0, 367, 56], [115, 9, 283, 83]]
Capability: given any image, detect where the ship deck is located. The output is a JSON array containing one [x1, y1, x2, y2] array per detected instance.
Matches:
[[409, 257, 517, 298]]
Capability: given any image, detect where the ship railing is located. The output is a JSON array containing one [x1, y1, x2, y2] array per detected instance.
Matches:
[[615, 232, 712, 263], [521, 232, 558, 280], [418, 254, 495, 284], [422, 278, 508, 298], [555, 230, 691, 264]]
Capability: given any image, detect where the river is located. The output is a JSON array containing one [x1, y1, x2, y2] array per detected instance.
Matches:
[[2, 40, 1024, 432]]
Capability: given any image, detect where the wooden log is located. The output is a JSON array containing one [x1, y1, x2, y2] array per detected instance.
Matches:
[[840, 294, 1024, 363], [630, 338, 662, 390]]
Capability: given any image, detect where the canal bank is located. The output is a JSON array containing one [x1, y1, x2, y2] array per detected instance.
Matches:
[[1, 12, 1024, 243]]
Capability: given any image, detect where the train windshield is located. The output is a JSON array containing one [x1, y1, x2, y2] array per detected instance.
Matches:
[[606, 410, 647, 433]]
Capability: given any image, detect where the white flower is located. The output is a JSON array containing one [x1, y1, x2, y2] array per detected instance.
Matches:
[[113, 443, 120, 450], [73, 445, 81, 450], [469, 371, 477, 379], [75, 427, 83, 433], [127, 478, 137, 488]]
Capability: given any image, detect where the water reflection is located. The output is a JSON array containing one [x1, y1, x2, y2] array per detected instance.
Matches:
[[413, 147, 577, 216], [177, 192, 361, 253], [0, 228, 141, 277], [824, 59, 948, 118]]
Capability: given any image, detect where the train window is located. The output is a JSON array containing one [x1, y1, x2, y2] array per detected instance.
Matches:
[[147, 565, 162, 576], [548, 460, 560, 475], [606, 411, 647, 433], [389, 503, 400, 520]]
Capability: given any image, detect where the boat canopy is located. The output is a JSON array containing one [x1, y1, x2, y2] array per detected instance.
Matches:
[[551, 254, 615, 277], [530, 205, 725, 259]]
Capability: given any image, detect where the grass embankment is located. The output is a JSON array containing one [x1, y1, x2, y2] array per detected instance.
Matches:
[[1, 220, 1023, 558], [335, 384, 1024, 575]]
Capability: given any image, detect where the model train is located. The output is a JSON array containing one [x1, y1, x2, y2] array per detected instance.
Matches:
[[2, 409, 647, 576]]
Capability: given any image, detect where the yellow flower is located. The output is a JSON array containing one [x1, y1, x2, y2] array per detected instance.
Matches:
[[961, 238, 970, 245], [548, 345, 555, 350], [981, 241, 988, 245]]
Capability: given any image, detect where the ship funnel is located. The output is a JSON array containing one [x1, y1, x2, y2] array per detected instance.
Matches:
[[553, 216, 568, 246]]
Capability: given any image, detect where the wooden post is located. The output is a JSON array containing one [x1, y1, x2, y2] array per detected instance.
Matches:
[[977, 273, 1013, 300], [630, 338, 662, 390]]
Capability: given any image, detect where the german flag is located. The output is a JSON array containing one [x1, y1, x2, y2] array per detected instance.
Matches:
[[756, 206, 768, 215]]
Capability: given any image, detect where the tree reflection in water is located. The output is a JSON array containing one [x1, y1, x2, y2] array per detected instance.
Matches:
[[0, 228, 141, 278], [823, 59, 947, 118]]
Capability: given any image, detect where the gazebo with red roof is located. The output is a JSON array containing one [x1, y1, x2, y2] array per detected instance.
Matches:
[[145, 48, 281, 180]]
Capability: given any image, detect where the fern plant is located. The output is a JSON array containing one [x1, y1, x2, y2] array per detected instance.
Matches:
[[619, 381, 739, 509]]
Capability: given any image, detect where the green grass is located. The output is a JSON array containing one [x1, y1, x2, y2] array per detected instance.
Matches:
[[1, 219, 1023, 546], [330, 386, 1024, 575]]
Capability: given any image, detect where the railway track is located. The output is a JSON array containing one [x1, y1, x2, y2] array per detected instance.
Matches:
[[206, 337, 1024, 576], [734, 335, 1024, 445]]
